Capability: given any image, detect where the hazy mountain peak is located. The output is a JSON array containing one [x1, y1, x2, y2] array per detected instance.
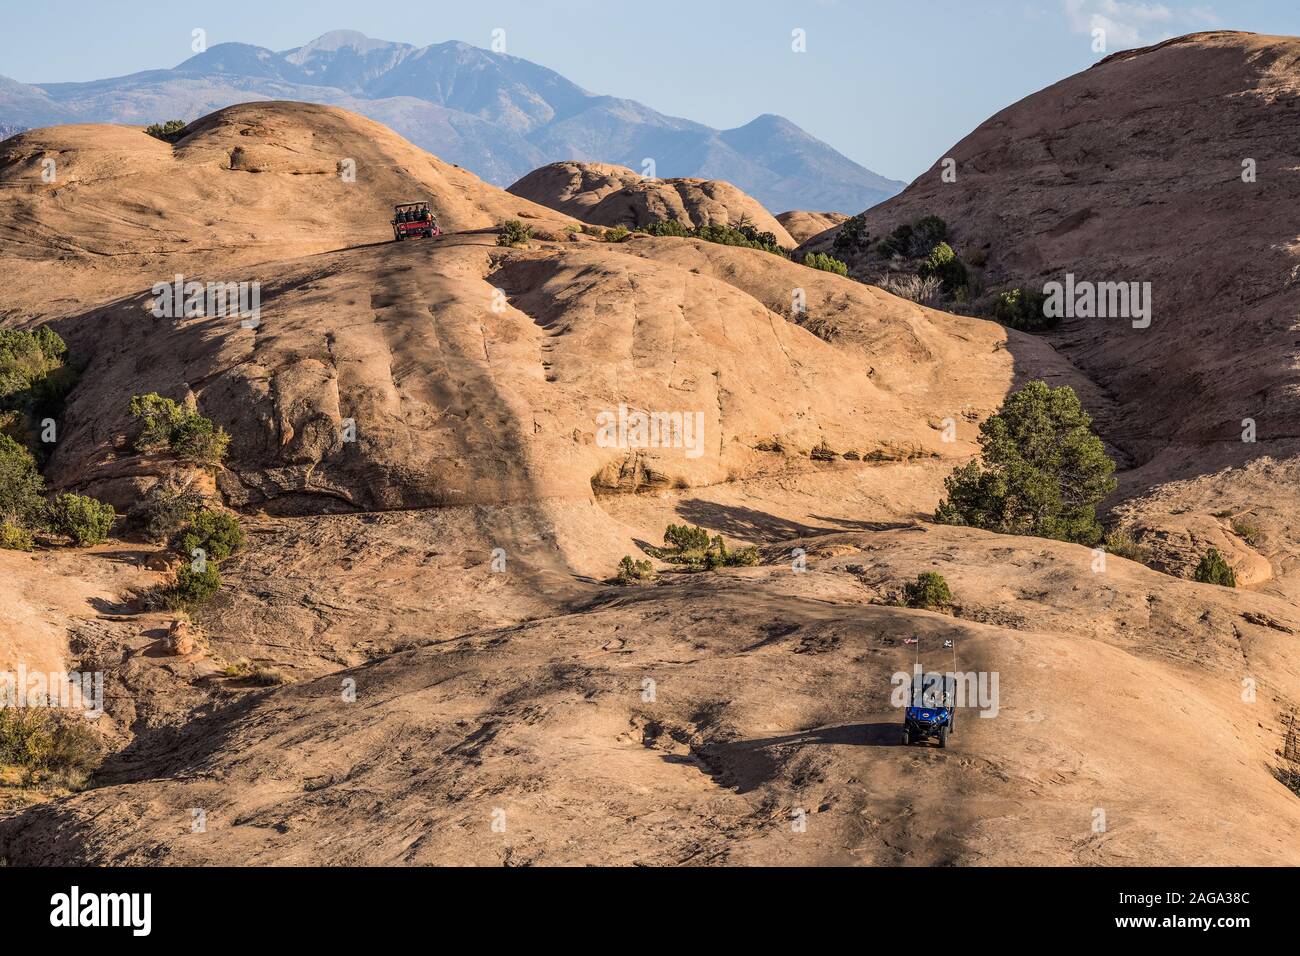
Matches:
[[732, 113, 801, 133], [2, 30, 903, 212], [175, 42, 287, 77], [427, 39, 484, 55], [288, 29, 397, 56]]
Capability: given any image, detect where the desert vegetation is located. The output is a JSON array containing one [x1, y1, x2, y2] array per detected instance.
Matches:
[[129, 393, 230, 468], [1193, 548, 1236, 587], [0, 434, 115, 550], [0, 708, 102, 789], [989, 287, 1056, 333], [803, 252, 849, 276], [877, 235, 974, 305], [903, 572, 954, 609], [827, 213, 983, 307], [831, 212, 872, 255], [0, 325, 77, 460], [935, 381, 1116, 545], [0, 521, 33, 551], [614, 555, 657, 585], [875, 215, 950, 259], [620, 213, 862, 280], [496, 219, 532, 246], [613, 523, 760, 583], [1231, 516, 1263, 547], [918, 241, 968, 294], [825, 214, 1059, 328], [175, 508, 244, 564], [873, 272, 942, 305], [143, 119, 187, 142], [161, 563, 223, 610], [0, 327, 112, 548], [1101, 529, 1150, 564], [656, 522, 759, 570], [122, 397, 244, 605], [0, 434, 45, 537], [637, 217, 785, 256], [134, 480, 206, 542], [153, 507, 244, 611], [45, 492, 115, 547], [221, 658, 286, 686], [825, 216, 1075, 334]]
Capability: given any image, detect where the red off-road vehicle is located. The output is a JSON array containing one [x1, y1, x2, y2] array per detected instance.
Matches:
[[391, 201, 440, 241]]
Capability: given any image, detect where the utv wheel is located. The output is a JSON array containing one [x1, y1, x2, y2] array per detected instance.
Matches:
[[938, 725, 948, 749], [901, 729, 910, 746]]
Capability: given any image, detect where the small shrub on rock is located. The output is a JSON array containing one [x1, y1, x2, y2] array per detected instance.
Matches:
[[174, 508, 244, 564], [875, 273, 942, 305], [874, 215, 950, 260], [911, 216, 948, 252], [615, 555, 658, 585], [129, 393, 229, 468], [45, 492, 115, 546], [144, 120, 187, 143], [803, 252, 849, 276], [0, 325, 76, 457], [903, 572, 953, 609], [0, 433, 45, 528], [0, 708, 103, 787], [497, 219, 532, 246], [990, 287, 1056, 333], [663, 523, 712, 555], [918, 242, 968, 293], [162, 563, 223, 610], [1102, 530, 1149, 564], [0, 522, 34, 551], [832, 213, 871, 253], [724, 544, 760, 567], [640, 219, 785, 256], [1193, 548, 1236, 587], [223, 658, 286, 686], [1230, 517, 1263, 547], [640, 218, 692, 238], [135, 481, 205, 542], [702, 535, 760, 569]]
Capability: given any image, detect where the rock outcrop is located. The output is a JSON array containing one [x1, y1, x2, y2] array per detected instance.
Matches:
[[508, 161, 796, 247]]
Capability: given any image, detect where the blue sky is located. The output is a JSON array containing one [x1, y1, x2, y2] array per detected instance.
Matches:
[[1, 0, 1297, 181]]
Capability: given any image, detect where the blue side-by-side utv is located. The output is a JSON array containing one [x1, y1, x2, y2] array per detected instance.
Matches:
[[901, 673, 956, 748]]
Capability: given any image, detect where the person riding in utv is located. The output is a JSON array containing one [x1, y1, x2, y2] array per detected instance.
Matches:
[[901, 670, 957, 748], [390, 201, 440, 241]]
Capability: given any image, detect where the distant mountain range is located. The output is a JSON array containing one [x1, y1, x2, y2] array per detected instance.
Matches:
[[0, 30, 902, 214]]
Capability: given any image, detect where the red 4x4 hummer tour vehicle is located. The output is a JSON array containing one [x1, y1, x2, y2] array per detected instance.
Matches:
[[391, 201, 440, 241]]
